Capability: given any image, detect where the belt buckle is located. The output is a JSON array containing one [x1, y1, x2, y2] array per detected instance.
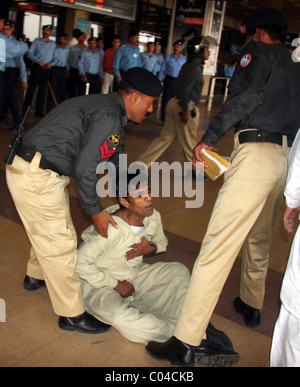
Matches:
[[256, 130, 262, 140]]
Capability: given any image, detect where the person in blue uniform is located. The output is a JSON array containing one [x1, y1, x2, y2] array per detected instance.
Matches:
[[47, 32, 69, 112], [78, 36, 103, 94], [113, 30, 141, 87], [159, 39, 186, 122], [67, 31, 87, 97], [154, 39, 164, 79], [0, 20, 28, 130], [22, 24, 56, 117], [141, 42, 157, 75]]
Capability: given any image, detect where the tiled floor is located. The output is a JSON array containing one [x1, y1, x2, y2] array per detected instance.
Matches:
[[0, 90, 295, 368]]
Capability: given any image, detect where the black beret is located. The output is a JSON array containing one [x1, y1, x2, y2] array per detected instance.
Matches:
[[42, 24, 52, 31], [88, 36, 97, 42], [122, 67, 162, 97], [240, 8, 288, 35], [4, 19, 14, 28], [173, 39, 184, 46], [128, 30, 139, 38]]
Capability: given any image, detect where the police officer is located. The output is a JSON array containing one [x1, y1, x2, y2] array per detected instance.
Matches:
[[5, 67, 162, 334], [22, 25, 56, 117], [137, 36, 212, 169], [47, 32, 69, 112], [140, 41, 157, 75], [113, 30, 141, 86], [78, 36, 103, 94], [146, 8, 300, 366], [0, 20, 28, 130], [67, 31, 87, 97], [154, 39, 164, 79], [159, 39, 186, 123]]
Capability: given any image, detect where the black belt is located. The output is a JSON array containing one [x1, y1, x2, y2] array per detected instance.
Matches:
[[238, 130, 293, 148], [16, 143, 62, 175]]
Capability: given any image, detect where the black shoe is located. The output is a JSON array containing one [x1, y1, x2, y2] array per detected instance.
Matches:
[[58, 312, 111, 334], [23, 275, 46, 291], [146, 336, 194, 366], [233, 297, 261, 330], [195, 323, 240, 367]]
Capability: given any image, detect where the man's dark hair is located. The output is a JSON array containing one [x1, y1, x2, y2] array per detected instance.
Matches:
[[248, 23, 286, 42], [116, 171, 150, 208]]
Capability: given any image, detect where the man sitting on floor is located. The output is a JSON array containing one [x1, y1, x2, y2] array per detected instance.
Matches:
[[76, 172, 239, 367]]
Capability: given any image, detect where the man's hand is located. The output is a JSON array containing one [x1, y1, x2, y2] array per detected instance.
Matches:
[[125, 237, 157, 260], [284, 206, 300, 233], [192, 141, 214, 168], [91, 211, 119, 238], [180, 111, 189, 124], [114, 280, 135, 298]]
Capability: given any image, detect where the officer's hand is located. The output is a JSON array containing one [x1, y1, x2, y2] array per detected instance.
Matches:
[[116, 76, 122, 83], [38, 60, 45, 68], [114, 280, 135, 298], [125, 237, 157, 261], [180, 111, 189, 124], [22, 82, 28, 91], [284, 206, 300, 233], [193, 141, 214, 168], [82, 75, 87, 82], [91, 211, 119, 238]]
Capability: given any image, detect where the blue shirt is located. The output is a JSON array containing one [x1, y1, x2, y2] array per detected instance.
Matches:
[[225, 66, 235, 78], [140, 52, 157, 75], [159, 53, 186, 79], [0, 36, 6, 72], [78, 49, 103, 78], [155, 52, 164, 77], [113, 43, 141, 76], [1, 35, 28, 82], [27, 37, 56, 64], [51, 45, 70, 68], [68, 44, 87, 69]]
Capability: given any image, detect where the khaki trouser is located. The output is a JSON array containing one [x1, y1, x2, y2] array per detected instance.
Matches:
[[82, 262, 190, 344], [174, 130, 290, 346], [138, 97, 200, 168], [6, 153, 84, 317]]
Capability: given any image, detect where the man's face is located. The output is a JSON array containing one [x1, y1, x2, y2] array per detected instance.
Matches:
[[59, 36, 67, 47], [154, 43, 161, 53], [173, 43, 182, 54], [128, 93, 156, 123], [129, 35, 139, 46], [43, 27, 51, 38], [112, 38, 121, 50], [97, 39, 104, 49], [3, 25, 13, 38], [127, 183, 153, 218], [88, 40, 97, 50], [147, 43, 154, 54], [78, 35, 85, 44], [204, 47, 210, 61]]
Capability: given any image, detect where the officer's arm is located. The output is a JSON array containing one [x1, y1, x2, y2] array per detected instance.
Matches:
[[201, 41, 270, 147]]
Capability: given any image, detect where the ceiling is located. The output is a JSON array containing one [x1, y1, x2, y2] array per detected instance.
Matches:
[[224, 0, 300, 33]]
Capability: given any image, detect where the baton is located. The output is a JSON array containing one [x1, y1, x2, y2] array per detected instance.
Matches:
[[48, 81, 58, 106], [85, 82, 90, 95]]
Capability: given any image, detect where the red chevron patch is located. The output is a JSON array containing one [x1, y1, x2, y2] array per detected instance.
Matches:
[[100, 141, 116, 160]]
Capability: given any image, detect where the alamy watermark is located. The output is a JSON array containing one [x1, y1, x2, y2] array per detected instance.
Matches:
[[96, 155, 205, 209], [0, 298, 6, 322], [292, 38, 300, 63]]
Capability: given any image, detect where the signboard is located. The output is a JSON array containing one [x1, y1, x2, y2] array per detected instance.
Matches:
[[41, 0, 137, 21], [173, 0, 206, 48]]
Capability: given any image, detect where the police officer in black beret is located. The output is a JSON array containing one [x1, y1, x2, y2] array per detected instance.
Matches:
[[6, 67, 162, 334], [145, 8, 300, 367]]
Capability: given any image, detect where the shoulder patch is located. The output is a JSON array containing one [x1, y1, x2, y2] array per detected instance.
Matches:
[[108, 133, 120, 146], [240, 53, 252, 68]]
